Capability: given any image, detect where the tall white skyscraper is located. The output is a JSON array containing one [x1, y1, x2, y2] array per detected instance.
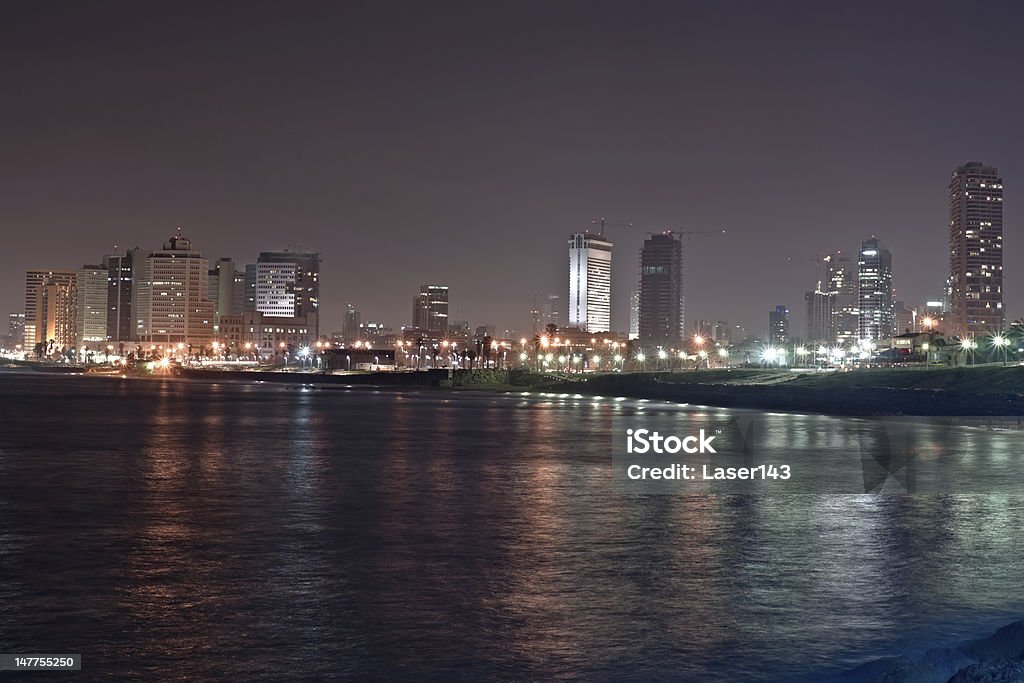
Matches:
[[568, 232, 612, 332]]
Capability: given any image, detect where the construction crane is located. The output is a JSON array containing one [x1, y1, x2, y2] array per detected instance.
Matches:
[[661, 225, 727, 239]]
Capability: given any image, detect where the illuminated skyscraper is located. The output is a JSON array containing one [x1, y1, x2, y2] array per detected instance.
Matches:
[[412, 285, 449, 334], [824, 252, 857, 345], [857, 238, 894, 342], [134, 233, 215, 345], [568, 232, 612, 332], [949, 162, 1003, 336], [24, 269, 77, 349], [76, 264, 109, 344], [768, 305, 789, 345], [255, 250, 321, 337]]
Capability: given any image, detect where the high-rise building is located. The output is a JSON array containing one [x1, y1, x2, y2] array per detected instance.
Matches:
[[948, 162, 1004, 336], [8, 313, 25, 343], [893, 300, 916, 336], [412, 285, 449, 335], [638, 232, 684, 347], [711, 321, 731, 345], [768, 305, 789, 345], [29, 275, 78, 352], [243, 264, 258, 312], [106, 248, 139, 343], [134, 233, 216, 345], [542, 294, 561, 329], [857, 238, 894, 342], [76, 264, 109, 344], [824, 252, 858, 345], [255, 250, 321, 337], [209, 257, 243, 329], [628, 290, 639, 340], [24, 269, 77, 349], [568, 232, 612, 332], [343, 303, 362, 341], [804, 283, 834, 343]]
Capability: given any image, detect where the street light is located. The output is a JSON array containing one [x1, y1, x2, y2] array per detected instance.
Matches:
[[795, 346, 809, 367], [992, 334, 1009, 366], [960, 337, 977, 366]]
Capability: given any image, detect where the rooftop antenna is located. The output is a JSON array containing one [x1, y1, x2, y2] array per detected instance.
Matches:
[[591, 217, 633, 237]]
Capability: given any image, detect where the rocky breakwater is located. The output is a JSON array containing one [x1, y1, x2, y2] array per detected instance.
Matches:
[[841, 619, 1024, 682]]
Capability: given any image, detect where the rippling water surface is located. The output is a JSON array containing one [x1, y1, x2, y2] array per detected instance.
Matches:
[[1, 374, 1023, 681]]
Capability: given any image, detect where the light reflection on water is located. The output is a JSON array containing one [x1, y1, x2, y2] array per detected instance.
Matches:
[[0, 374, 1023, 681]]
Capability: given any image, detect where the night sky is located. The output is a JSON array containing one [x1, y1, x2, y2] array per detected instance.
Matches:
[[4, 1, 1024, 338]]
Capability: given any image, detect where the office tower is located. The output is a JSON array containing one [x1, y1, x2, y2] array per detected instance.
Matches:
[[711, 321, 731, 345], [8, 313, 25, 343], [232, 270, 246, 317], [893, 301, 915, 336], [76, 264, 109, 344], [134, 233, 216, 345], [628, 290, 639, 340], [638, 232, 684, 347], [857, 238, 894, 342], [568, 232, 612, 332], [768, 305, 789, 345], [412, 285, 449, 334], [343, 303, 361, 341], [209, 257, 243, 328], [804, 283, 834, 343], [824, 252, 857, 345], [243, 264, 258, 312], [255, 250, 320, 320], [30, 275, 77, 351], [693, 320, 713, 339], [106, 249, 139, 342], [949, 162, 1004, 336], [542, 294, 561, 329], [24, 270, 77, 349]]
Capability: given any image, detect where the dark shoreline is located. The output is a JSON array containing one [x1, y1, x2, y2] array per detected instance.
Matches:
[[834, 617, 1024, 683], [6, 364, 1024, 417], [549, 373, 1024, 417]]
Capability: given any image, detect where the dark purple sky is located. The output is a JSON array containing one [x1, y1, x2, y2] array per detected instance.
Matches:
[[4, 1, 1023, 338]]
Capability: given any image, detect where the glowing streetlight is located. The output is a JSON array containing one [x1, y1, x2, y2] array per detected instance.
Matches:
[[993, 334, 1010, 366], [960, 337, 977, 366]]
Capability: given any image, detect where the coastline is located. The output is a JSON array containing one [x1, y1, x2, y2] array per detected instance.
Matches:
[[833, 617, 1024, 683], [6, 364, 1024, 417]]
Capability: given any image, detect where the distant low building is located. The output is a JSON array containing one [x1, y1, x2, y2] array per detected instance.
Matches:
[[219, 311, 317, 359]]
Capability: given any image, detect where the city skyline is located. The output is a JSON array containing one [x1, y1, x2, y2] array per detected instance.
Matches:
[[3, 3, 1024, 337]]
